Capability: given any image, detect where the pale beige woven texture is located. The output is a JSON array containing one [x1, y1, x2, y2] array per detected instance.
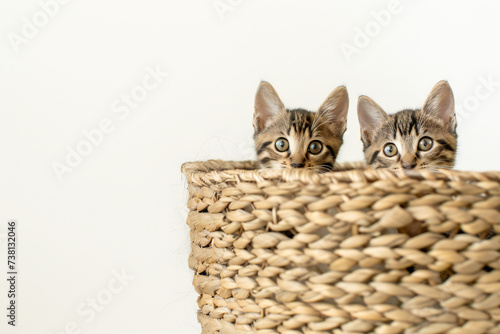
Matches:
[[182, 160, 500, 334]]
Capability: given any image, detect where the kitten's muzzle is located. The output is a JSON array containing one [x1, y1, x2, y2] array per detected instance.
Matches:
[[291, 163, 305, 168], [402, 163, 417, 169]]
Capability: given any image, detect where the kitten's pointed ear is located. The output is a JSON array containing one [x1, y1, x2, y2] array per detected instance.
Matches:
[[357, 96, 388, 146], [253, 81, 286, 133], [422, 80, 456, 132], [316, 86, 349, 136]]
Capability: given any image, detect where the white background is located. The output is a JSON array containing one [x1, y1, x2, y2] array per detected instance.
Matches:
[[2, 1, 500, 333]]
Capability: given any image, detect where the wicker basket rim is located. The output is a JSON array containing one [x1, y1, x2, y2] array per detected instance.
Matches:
[[181, 160, 500, 187]]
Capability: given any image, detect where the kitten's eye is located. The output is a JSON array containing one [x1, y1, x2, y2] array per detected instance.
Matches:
[[308, 141, 323, 154], [418, 137, 433, 151], [275, 138, 289, 152], [383, 143, 398, 157]]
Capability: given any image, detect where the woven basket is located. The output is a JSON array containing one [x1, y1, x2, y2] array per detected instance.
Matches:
[[181, 160, 500, 334]]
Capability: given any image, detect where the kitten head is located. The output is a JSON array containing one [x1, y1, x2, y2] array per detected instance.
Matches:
[[357, 80, 457, 170], [253, 81, 349, 172]]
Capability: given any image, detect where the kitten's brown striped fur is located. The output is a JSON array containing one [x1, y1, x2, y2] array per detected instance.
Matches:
[[253, 82, 348, 172], [358, 81, 457, 170]]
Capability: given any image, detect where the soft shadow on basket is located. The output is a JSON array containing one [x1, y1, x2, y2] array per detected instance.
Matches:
[[182, 160, 500, 334]]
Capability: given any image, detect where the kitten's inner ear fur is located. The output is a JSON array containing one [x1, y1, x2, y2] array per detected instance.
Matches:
[[422, 80, 456, 132], [357, 96, 388, 145], [315, 86, 349, 136], [253, 81, 286, 133]]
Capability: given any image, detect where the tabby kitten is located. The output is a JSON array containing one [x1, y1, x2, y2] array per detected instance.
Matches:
[[357, 80, 457, 170], [253, 81, 349, 172]]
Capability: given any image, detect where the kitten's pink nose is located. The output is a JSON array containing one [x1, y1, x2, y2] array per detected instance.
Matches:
[[291, 163, 305, 168], [402, 163, 417, 169]]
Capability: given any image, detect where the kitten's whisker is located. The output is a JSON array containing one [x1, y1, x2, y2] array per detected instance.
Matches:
[[308, 165, 334, 173], [421, 164, 454, 172]]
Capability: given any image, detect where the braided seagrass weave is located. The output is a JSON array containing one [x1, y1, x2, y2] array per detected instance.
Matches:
[[182, 160, 500, 334]]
